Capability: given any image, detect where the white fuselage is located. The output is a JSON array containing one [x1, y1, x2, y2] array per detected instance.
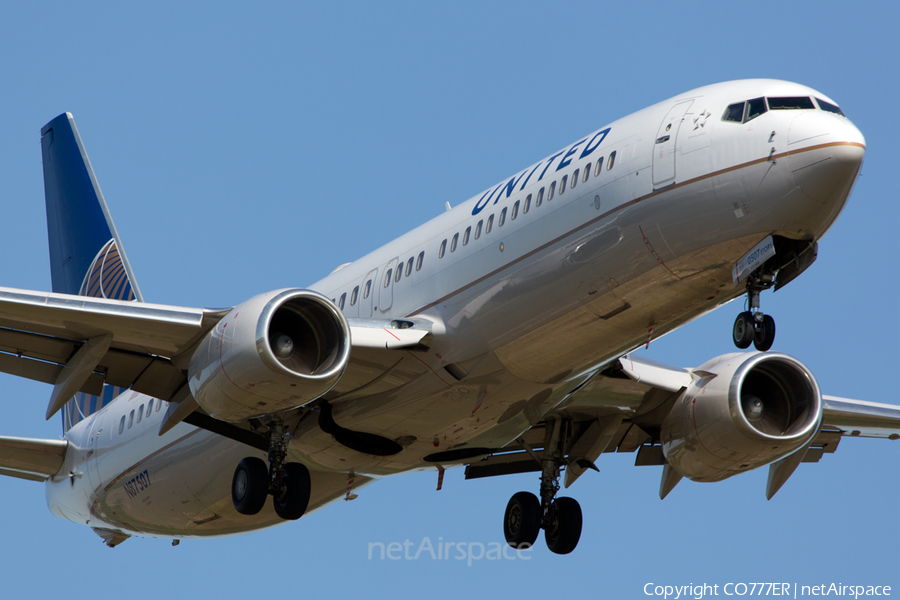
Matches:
[[47, 79, 865, 538]]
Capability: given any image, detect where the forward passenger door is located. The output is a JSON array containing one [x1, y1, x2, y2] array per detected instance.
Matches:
[[652, 100, 693, 189]]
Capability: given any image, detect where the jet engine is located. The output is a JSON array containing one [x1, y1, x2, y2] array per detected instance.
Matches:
[[661, 352, 822, 482], [188, 289, 350, 422]]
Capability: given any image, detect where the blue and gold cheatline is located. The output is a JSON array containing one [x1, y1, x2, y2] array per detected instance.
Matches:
[[79, 239, 136, 301]]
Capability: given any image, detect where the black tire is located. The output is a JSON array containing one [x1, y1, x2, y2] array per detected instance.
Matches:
[[544, 497, 582, 555], [733, 311, 754, 349], [754, 314, 776, 351], [232, 457, 268, 516], [503, 491, 541, 549], [273, 462, 311, 521]]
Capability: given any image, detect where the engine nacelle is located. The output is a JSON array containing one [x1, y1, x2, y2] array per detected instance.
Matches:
[[188, 289, 350, 422], [661, 352, 822, 482]]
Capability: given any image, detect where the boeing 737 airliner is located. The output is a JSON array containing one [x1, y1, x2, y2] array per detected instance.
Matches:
[[0, 79, 896, 553]]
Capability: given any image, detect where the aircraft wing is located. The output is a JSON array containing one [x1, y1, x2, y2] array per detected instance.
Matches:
[[820, 395, 900, 439], [0, 285, 430, 425], [462, 354, 900, 495]]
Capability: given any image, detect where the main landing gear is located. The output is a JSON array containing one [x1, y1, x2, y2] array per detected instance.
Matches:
[[231, 420, 311, 521], [732, 273, 776, 352], [503, 420, 584, 555]]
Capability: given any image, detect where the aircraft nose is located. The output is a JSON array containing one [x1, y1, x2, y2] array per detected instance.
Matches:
[[787, 112, 865, 207]]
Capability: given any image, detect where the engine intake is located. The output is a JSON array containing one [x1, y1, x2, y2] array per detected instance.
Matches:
[[661, 352, 822, 482], [188, 289, 351, 422]]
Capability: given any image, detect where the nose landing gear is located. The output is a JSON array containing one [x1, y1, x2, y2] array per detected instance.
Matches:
[[231, 420, 311, 521], [733, 273, 776, 352], [503, 420, 584, 555]]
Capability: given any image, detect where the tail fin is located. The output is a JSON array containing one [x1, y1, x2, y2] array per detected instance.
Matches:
[[40, 113, 141, 432], [41, 113, 143, 301]]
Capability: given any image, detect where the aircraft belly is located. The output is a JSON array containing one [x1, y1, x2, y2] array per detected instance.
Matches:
[[83, 427, 370, 538], [291, 352, 557, 474]]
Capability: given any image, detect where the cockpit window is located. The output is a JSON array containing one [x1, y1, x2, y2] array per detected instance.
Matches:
[[767, 96, 815, 110], [816, 97, 845, 116], [723, 102, 744, 122], [746, 97, 767, 122], [722, 97, 767, 123]]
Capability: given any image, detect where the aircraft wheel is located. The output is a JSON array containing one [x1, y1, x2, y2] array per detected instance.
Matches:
[[753, 314, 776, 351], [273, 462, 311, 521], [503, 491, 541, 549], [544, 497, 582, 555], [232, 457, 269, 516], [733, 311, 755, 349]]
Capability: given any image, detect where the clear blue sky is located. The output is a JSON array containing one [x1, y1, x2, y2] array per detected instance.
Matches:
[[1, 2, 897, 598]]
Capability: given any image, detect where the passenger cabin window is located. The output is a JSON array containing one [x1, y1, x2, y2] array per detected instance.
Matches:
[[384, 269, 392, 288], [816, 98, 845, 116], [394, 266, 402, 283], [119, 416, 125, 434], [363, 279, 372, 299], [499, 207, 507, 227], [157, 400, 163, 412], [768, 96, 814, 110], [594, 158, 604, 177], [511, 200, 519, 220], [485, 214, 493, 234], [128, 410, 134, 429], [406, 257, 414, 276], [463, 227, 471, 246], [351, 286, 359, 306], [474, 220, 482, 240], [339, 293, 346, 309], [147, 400, 153, 416], [607, 151, 616, 171], [451, 233, 459, 253], [572, 170, 579, 188], [439, 239, 447, 258], [137, 405, 143, 423], [559, 175, 567, 195], [416, 251, 424, 270], [536, 187, 544, 207], [548, 181, 556, 201], [582, 166, 589, 183]]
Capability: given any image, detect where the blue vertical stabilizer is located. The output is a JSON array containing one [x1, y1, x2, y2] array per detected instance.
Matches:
[[41, 113, 143, 431], [41, 113, 143, 301]]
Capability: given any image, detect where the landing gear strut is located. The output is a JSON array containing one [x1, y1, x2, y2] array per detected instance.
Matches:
[[503, 419, 583, 555], [231, 420, 311, 520], [733, 273, 776, 352]]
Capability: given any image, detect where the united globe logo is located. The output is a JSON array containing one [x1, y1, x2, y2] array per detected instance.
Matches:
[[78, 238, 135, 301]]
